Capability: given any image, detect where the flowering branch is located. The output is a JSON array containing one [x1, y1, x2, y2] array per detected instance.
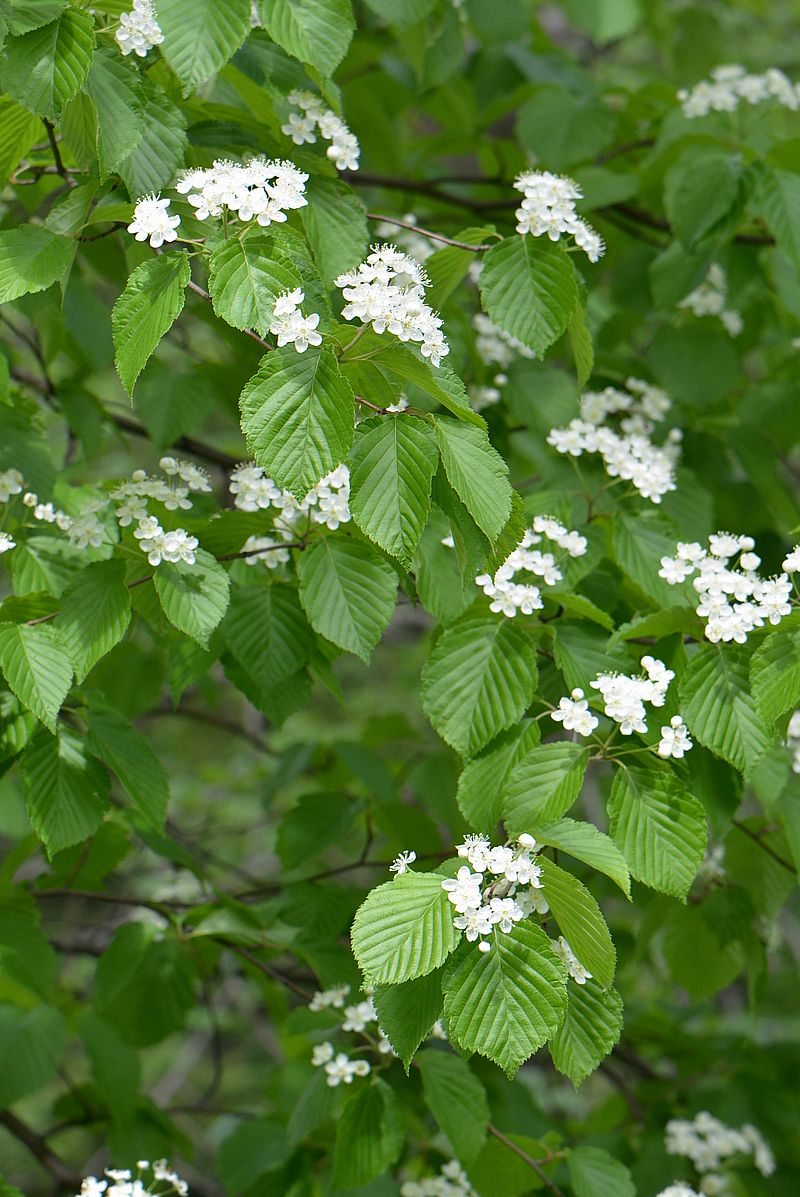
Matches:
[[365, 212, 494, 251]]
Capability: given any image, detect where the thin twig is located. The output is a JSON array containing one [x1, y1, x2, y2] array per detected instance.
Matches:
[[486, 1124, 567, 1197], [366, 212, 493, 251], [0, 1110, 82, 1189], [732, 819, 795, 874], [42, 119, 75, 187], [186, 279, 273, 350], [217, 939, 313, 1001]]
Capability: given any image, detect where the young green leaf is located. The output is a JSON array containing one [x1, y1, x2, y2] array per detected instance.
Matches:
[[331, 1078, 403, 1188], [0, 622, 73, 732], [503, 742, 589, 832], [534, 819, 631, 897], [418, 1049, 489, 1163], [21, 727, 109, 855], [0, 1005, 66, 1108], [1, 9, 95, 119], [83, 44, 145, 178], [351, 872, 460, 985], [208, 236, 300, 338], [478, 236, 577, 356], [56, 559, 131, 684], [86, 702, 170, 831], [0, 226, 73, 303], [223, 582, 312, 688], [549, 979, 623, 1088], [537, 857, 615, 989], [112, 251, 191, 396], [153, 549, 231, 648], [372, 971, 444, 1069], [680, 644, 770, 777], [434, 417, 513, 542], [456, 720, 542, 832], [298, 536, 397, 662], [156, 0, 251, 94], [258, 0, 356, 79], [568, 1146, 636, 1197], [750, 623, 800, 729]]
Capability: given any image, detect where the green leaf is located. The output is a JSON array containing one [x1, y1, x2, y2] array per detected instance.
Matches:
[[56, 559, 131, 683], [21, 727, 109, 855], [568, 301, 594, 387], [373, 343, 485, 427], [153, 549, 231, 648], [112, 251, 190, 396], [240, 347, 355, 498], [563, 0, 641, 41], [0, 890, 58, 1000], [372, 971, 443, 1069], [478, 237, 577, 356], [608, 764, 707, 900], [0, 621, 73, 731], [553, 622, 632, 694], [94, 922, 196, 1046], [750, 623, 800, 729], [332, 1078, 403, 1188], [665, 148, 741, 250], [503, 743, 589, 833], [258, 0, 355, 78], [83, 43, 145, 177], [419, 1049, 489, 1163], [756, 166, 800, 272], [297, 536, 397, 662], [567, 1146, 635, 1197], [156, 0, 251, 94], [351, 871, 460, 985], [680, 644, 770, 777], [421, 616, 538, 759], [117, 77, 187, 196], [516, 86, 613, 170], [363, 0, 437, 26], [350, 415, 439, 566], [208, 235, 300, 338], [0, 226, 73, 303], [1, 9, 94, 119], [223, 582, 312, 688], [0, 1004, 66, 1106], [610, 510, 693, 608], [456, 721, 541, 832], [0, 95, 41, 187], [217, 1121, 289, 1193], [434, 417, 513, 542], [537, 857, 615, 989], [277, 791, 357, 868], [443, 923, 568, 1077], [86, 702, 170, 831], [302, 178, 368, 283], [534, 819, 631, 897], [550, 979, 623, 1087]]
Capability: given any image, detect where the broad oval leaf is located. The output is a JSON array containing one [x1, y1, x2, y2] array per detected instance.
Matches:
[[0, 226, 73, 303], [0, 621, 73, 732], [549, 979, 623, 1088], [112, 251, 190, 396], [208, 236, 300, 338], [538, 857, 615, 989], [680, 643, 770, 777], [351, 872, 460, 985], [503, 742, 588, 832], [155, 0, 251, 94], [477, 236, 577, 356], [298, 536, 397, 662]]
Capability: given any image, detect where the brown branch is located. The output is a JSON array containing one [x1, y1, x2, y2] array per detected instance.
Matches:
[[186, 278, 274, 350], [0, 1110, 82, 1189], [141, 705, 276, 754], [42, 119, 75, 188], [217, 939, 313, 1001], [32, 887, 192, 913], [487, 1124, 567, 1197], [366, 212, 493, 251], [732, 819, 795, 874]]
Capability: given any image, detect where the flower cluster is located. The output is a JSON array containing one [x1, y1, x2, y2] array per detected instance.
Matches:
[[390, 850, 416, 875], [281, 90, 360, 171], [311, 1041, 372, 1086], [678, 64, 800, 118], [229, 463, 351, 534], [475, 515, 587, 618], [0, 467, 23, 502], [786, 710, 800, 774], [658, 533, 796, 643], [76, 1161, 188, 1197], [591, 656, 675, 736], [111, 458, 212, 526], [666, 1111, 775, 1178], [175, 157, 308, 225], [547, 378, 680, 504], [468, 312, 536, 410], [0, 532, 15, 554], [400, 1160, 477, 1197], [115, 0, 163, 58], [678, 264, 742, 337], [133, 518, 198, 567], [442, 834, 548, 953], [551, 689, 599, 736], [513, 170, 605, 261], [127, 194, 181, 248], [269, 288, 322, 353], [335, 245, 449, 367], [654, 1186, 706, 1197], [21, 490, 107, 550], [241, 536, 292, 569], [553, 935, 592, 985]]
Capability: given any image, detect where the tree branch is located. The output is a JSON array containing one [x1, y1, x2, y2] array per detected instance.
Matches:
[[0, 1110, 82, 1190], [42, 119, 74, 188], [366, 212, 493, 250], [486, 1124, 566, 1197], [732, 819, 795, 874]]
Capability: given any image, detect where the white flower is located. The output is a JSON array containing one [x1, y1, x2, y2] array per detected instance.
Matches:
[[665, 1110, 773, 1177], [442, 866, 484, 913], [133, 517, 198, 567], [678, 63, 800, 118], [653, 1186, 706, 1197], [513, 170, 604, 260], [782, 544, 800, 572], [551, 688, 599, 736], [0, 468, 24, 502], [475, 518, 585, 618], [390, 849, 416, 875], [0, 532, 15, 554], [282, 91, 360, 171], [115, 0, 163, 57], [341, 999, 377, 1032], [311, 1041, 335, 1066], [553, 935, 592, 984], [324, 1052, 371, 1086], [453, 904, 494, 941], [658, 555, 694, 584], [176, 157, 308, 226], [269, 289, 323, 352], [590, 661, 674, 735], [242, 535, 291, 568], [308, 984, 350, 1011], [678, 264, 741, 337], [472, 312, 536, 368], [127, 194, 180, 248], [658, 715, 693, 759]]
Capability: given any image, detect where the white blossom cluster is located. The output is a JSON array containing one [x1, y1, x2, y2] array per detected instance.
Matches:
[[311, 1040, 372, 1086], [282, 89, 360, 172], [475, 516, 588, 618], [229, 462, 351, 536], [786, 710, 800, 774], [513, 170, 605, 261], [127, 194, 181, 248], [175, 158, 308, 225], [109, 458, 211, 568], [390, 849, 417, 875], [547, 378, 681, 504], [269, 288, 322, 353], [553, 935, 592, 985], [76, 1161, 188, 1197], [335, 245, 449, 367], [401, 1160, 477, 1197], [678, 64, 800, 118], [552, 657, 692, 750], [133, 517, 198, 567], [654, 1186, 706, 1197], [658, 533, 796, 643], [442, 833, 548, 954], [21, 490, 107, 550], [678, 264, 742, 337], [115, 0, 163, 58], [468, 312, 536, 410], [666, 1111, 775, 1178], [0, 531, 15, 554]]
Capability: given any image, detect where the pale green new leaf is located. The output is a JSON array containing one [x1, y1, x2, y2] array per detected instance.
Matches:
[[421, 617, 538, 758], [112, 251, 190, 396], [434, 417, 513, 542], [456, 720, 541, 832], [351, 872, 460, 985], [418, 1049, 489, 1163], [0, 96, 41, 186], [208, 236, 300, 338], [503, 742, 588, 832], [373, 344, 485, 427], [117, 77, 187, 196], [86, 703, 170, 830], [750, 623, 800, 729], [240, 347, 355, 498], [568, 1146, 635, 1197], [350, 415, 438, 566], [0, 622, 73, 732], [298, 536, 397, 662], [608, 764, 707, 900], [443, 924, 568, 1077], [331, 1078, 403, 1189], [302, 179, 368, 283], [372, 971, 443, 1070], [534, 819, 631, 897], [258, 0, 355, 78], [153, 549, 231, 648], [550, 979, 623, 1087], [56, 559, 131, 683], [21, 727, 109, 855], [155, 0, 251, 94], [1, 9, 94, 119], [537, 857, 615, 988], [478, 236, 577, 356], [0, 226, 73, 303], [83, 44, 145, 177], [223, 583, 312, 688], [681, 644, 770, 776]]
